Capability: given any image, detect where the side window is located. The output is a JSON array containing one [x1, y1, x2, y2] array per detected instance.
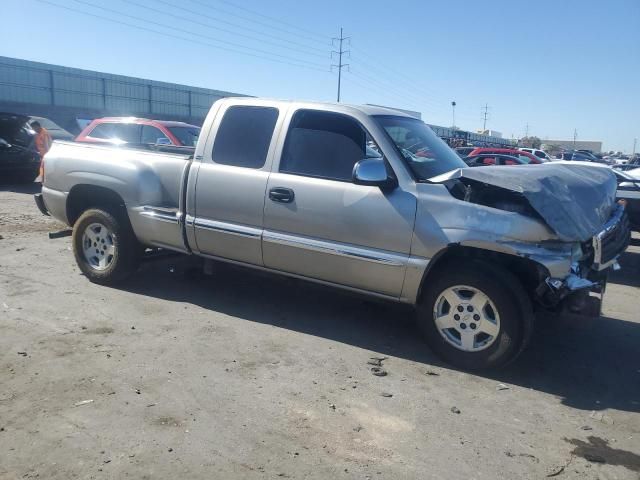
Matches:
[[280, 110, 367, 181], [141, 125, 170, 145], [212, 105, 279, 169], [87, 123, 116, 139], [88, 123, 140, 143], [114, 124, 142, 143]]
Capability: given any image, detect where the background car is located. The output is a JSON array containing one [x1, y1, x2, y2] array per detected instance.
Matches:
[[467, 147, 545, 164], [75, 117, 201, 147], [0, 112, 40, 183], [519, 147, 551, 161], [556, 150, 607, 163], [27, 116, 74, 141], [454, 146, 475, 158], [612, 169, 640, 231], [464, 153, 528, 167]]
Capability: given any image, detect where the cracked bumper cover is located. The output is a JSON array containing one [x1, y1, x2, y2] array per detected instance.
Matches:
[[533, 204, 629, 314]]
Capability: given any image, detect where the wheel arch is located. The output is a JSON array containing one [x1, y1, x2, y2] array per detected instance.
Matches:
[[417, 244, 548, 304], [66, 184, 128, 226]]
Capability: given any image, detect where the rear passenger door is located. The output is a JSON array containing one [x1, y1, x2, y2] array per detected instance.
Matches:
[[191, 103, 282, 266], [262, 109, 416, 298]]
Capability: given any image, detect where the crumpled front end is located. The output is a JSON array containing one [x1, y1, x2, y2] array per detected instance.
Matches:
[[531, 203, 630, 316], [423, 164, 630, 316]]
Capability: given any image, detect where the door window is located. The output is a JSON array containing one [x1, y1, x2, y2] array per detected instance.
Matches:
[[212, 106, 279, 168], [141, 125, 171, 144], [88, 123, 141, 143], [280, 110, 367, 181]]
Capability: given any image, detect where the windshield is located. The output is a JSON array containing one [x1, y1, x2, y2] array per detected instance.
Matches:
[[167, 126, 200, 147], [375, 115, 466, 180]]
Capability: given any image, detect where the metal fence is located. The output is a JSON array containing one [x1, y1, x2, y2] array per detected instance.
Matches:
[[0, 56, 244, 119]]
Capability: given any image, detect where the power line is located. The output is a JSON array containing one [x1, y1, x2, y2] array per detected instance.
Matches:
[[350, 45, 451, 108], [124, 0, 329, 59], [67, 0, 327, 69], [346, 71, 436, 112], [331, 28, 350, 102], [213, 0, 329, 41], [35, 0, 331, 73], [348, 55, 446, 111], [188, 0, 329, 46]]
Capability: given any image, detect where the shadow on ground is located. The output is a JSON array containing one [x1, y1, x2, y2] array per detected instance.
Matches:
[[565, 436, 640, 471], [114, 254, 640, 414], [610, 248, 640, 288]]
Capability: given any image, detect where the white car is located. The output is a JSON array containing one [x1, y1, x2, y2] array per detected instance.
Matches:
[[519, 148, 552, 162], [626, 167, 640, 179]]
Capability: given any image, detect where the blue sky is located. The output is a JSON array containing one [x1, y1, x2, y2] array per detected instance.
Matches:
[[2, 0, 639, 151]]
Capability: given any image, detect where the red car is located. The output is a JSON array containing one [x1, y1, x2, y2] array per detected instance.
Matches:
[[467, 148, 544, 164], [75, 117, 200, 147]]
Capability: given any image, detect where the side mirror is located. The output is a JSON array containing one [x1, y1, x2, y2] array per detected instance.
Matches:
[[156, 137, 172, 145], [352, 158, 397, 190]]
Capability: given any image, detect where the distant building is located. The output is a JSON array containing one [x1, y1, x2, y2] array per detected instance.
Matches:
[[476, 129, 502, 138], [0, 56, 246, 134], [542, 139, 603, 153], [0, 55, 511, 148]]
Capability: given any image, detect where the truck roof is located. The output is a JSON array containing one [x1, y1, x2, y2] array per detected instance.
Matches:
[[221, 97, 415, 119]]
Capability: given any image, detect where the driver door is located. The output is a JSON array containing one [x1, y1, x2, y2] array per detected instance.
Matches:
[[262, 109, 416, 298]]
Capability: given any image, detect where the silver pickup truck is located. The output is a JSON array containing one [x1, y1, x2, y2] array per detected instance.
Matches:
[[34, 98, 630, 370]]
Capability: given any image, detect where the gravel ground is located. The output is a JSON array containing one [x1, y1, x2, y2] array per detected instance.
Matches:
[[1, 183, 639, 480]]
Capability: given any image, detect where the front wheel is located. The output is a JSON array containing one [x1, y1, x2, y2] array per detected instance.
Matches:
[[417, 260, 533, 370], [72, 208, 139, 285]]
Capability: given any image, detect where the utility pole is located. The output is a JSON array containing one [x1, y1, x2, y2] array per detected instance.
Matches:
[[573, 128, 578, 148], [482, 103, 490, 131], [451, 101, 456, 129], [633, 137, 637, 156], [525, 123, 529, 137], [331, 28, 350, 102]]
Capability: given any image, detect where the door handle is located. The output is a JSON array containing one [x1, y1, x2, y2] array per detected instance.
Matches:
[[269, 187, 295, 203]]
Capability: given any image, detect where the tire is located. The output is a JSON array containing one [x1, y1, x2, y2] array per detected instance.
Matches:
[[417, 260, 534, 370], [72, 208, 139, 285]]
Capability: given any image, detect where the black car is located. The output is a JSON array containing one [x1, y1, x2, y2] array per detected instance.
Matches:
[[557, 150, 607, 163], [614, 169, 640, 232], [464, 153, 528, 167], [0, 113, 40, 183]]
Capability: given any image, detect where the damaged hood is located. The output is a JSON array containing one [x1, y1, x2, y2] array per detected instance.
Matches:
[[430, 164, 617, 242]]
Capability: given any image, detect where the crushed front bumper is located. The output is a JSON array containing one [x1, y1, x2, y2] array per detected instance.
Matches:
[[537, 204, 630, 316]]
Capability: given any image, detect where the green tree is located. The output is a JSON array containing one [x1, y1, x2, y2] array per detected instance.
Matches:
[[519, 136, 542, 148]]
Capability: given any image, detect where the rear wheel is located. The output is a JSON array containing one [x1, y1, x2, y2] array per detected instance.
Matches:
[[72, 208, 139, 285], [417, 260, 533, 370]]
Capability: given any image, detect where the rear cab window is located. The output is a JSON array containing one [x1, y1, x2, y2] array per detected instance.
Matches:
[[212, 105, 279, 169]]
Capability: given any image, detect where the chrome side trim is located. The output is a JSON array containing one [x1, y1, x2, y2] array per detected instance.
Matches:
[[198, 251, 401, 303], [185, 214, 195, 227], [194, 218, 261, 238], [264, 231, 406, 267], [140, 207, 179, 224]]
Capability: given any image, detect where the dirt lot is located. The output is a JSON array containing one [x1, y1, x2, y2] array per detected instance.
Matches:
[[1, 183, 639, 480]]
